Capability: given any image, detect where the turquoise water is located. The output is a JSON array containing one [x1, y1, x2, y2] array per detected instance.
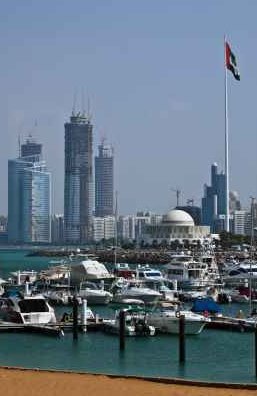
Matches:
[[0, 249, 256, 384]]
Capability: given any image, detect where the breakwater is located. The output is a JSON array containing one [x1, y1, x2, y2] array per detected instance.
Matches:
[[27, 249, 171, 265]]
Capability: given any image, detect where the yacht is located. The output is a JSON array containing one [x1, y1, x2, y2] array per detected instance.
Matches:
[[164, 252, 220, 290], [111, 278, 162, 304], [70, 258, 115, 286], [78, 281, 113, 305], [146, 302, 209, 335], [0, 293, 56, 324]]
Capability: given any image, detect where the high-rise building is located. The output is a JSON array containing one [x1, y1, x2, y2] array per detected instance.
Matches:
[[232, 210, 247, 235], [64, 111, 93, 244], [51, 214, 64, 244], [8, 138, 51, 244], [21, 134, 42, 159], [202, 163, 226, 231], [95, 140, 114, 217]]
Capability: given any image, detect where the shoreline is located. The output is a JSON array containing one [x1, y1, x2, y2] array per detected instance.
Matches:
[[0, 366, 257, 396]]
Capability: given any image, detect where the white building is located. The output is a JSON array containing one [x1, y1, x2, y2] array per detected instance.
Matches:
[[232, 210, 247, 235], [92, 216, 115, 242], [142, 209, 211, 246]]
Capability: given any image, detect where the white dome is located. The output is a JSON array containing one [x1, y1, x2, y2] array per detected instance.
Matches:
[[162, 209, 194, 225]]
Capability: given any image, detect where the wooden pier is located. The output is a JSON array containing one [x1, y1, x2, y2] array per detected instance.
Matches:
[[0, 318, 104, 336]]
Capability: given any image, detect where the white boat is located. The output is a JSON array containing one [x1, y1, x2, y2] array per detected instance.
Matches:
[[0, 293, 56, 324], [9, 270, 38, 285], [70, 258, 115, 286], [111, 279, 162, 304], [164, 252, 220, 290], [103, 309, 156, 336], [146, 302, 209, 335], [43, 285, 72, 305], [78, 281, 113, 305]]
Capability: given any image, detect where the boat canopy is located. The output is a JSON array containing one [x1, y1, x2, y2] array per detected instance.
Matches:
[[191, 298, 221, 314]]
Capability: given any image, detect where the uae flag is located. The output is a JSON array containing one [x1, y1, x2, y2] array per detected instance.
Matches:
[[225, 42, 240, 80]]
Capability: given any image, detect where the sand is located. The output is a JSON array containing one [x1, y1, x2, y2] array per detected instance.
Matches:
[[1, 368, 257, 396]]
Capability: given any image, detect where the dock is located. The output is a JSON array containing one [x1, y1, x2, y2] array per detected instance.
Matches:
[[207, 316, 257, 332], [0, 318, 104, 336]]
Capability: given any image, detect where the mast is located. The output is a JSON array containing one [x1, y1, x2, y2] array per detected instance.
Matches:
[[114, 191, 118, 267], [249, 197, 255, 314], [224, 36, 230, 232]]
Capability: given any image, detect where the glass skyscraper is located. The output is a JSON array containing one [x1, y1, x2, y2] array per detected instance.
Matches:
[[202, 163, 226, 231], [95, 141, 114, 217], [64, 111, 93, 243], [8, 138, 51, 244]]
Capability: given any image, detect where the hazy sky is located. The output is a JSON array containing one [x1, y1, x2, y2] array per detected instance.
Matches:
[[2, 0, 257, 216]]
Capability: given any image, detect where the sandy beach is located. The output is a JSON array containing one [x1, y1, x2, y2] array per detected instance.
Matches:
[[1, 368, 257, 396]]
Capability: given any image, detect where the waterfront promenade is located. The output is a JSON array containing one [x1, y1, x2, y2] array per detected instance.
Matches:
[[1, 367, 257, 396]]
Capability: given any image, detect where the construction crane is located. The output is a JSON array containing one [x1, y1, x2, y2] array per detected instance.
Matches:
[[171, 188, 181, 207]]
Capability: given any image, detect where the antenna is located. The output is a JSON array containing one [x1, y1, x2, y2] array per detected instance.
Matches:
[[72, 90, 78, 116], [171, 188, 181, 207], [18, 135, 21, 158], [81, 87, 86, 116], [87, 96, 92, 121]]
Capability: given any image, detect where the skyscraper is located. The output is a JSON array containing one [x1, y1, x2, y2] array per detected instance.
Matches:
[[64, 111, 93, 243], [95, 140, 114, 217], [8, 137, 51, 244], [201, 163, 226, 231], [21, 134, 42, 159]]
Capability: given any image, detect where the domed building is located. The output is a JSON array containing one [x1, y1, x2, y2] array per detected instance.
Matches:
[[142, 209, 211, 246]]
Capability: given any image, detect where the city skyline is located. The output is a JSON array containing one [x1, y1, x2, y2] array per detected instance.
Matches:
[[3, 1, 257, 216]]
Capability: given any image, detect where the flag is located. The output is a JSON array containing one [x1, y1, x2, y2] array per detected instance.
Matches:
[[225, 42, 240, 81]]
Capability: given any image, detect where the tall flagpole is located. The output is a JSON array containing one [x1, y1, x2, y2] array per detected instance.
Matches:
[[224, 36, 230, 232]]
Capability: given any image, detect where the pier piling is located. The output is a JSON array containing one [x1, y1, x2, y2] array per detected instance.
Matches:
[[119, 310, 126, 350], [255, 325, 257, 377], [179, 314, 185, 363], [72, 296, 79, 340], [82, 299, 87, 333]]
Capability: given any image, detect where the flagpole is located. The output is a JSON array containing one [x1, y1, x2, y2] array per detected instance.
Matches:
[[224, 36, 230, 232]]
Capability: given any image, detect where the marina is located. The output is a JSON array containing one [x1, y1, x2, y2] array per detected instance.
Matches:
[[0, 249, 257, 384]]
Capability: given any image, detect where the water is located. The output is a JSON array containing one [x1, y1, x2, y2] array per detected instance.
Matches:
[[0, 249, 256, 384]]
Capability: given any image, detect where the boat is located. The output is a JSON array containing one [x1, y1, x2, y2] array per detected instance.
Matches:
[[0, 292, 56, 324], [78, 281, 113, 305], [70, 258, 115, 286], [146, 301, 209, 335], [111, 278, 162, 304], [164, 252, 220, 290], [43, 285, 72, 305], [9, 270, 38, 285], [103, 308, 156, 336]]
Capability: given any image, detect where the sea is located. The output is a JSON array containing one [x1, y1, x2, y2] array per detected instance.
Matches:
[[0, 248, 256, 384]]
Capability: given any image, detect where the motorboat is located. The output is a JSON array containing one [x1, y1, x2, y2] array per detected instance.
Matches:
[[164, 252, 220, 290], [78, 281, 113, 305], [70, 258, 115, 286], [0, 292, 56, 324], [9, 270, 38, 285], [111, 278, 162, 304], [103, 308, 156, 336], [146, 301, 209, 335], [43, 285, 72, 305]]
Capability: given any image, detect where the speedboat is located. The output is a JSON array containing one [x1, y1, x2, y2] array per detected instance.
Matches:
[[111, 279, 162, 304], [146, 302, 209, 335], [0, 292, 56, 324], [78, 281, 113, 305], [103, 308, 156, 336]]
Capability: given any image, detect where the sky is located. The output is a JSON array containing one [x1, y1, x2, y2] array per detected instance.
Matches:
[[2, 0, 257, 216]]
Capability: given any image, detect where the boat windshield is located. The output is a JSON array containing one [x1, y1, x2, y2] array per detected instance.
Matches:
[[18, 299, 49, 313]]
